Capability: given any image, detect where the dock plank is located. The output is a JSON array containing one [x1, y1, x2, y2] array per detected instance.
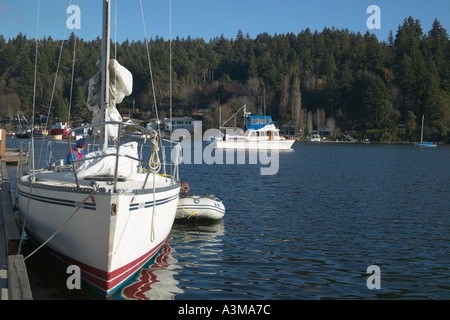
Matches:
[[1, 160, 33, 300], [1, 182, 20, 255], [7, 255, 33, 300]]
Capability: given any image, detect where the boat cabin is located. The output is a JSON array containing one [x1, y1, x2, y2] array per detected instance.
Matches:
[[246, 128, 280, 141], [244, 116, 280, 141]]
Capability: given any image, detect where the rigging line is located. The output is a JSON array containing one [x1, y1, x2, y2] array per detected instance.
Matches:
[[139, 0, 162, 142], [18, 0, 40, 254], [37, 0, 72, 169], [24, 189, 98, 261], [67, 1, 78, 126], [45, 0, 71, 130], [30, 0, 40, 182], [150, 168, 156, 242], [169, 0, 173, 177], [114, 0, 117, 106]]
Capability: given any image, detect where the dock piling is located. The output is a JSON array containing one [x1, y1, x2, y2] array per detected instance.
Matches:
[[1, 146, 33, 300]]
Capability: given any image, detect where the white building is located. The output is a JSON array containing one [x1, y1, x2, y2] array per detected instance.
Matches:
[[164, 117, 195, 132]]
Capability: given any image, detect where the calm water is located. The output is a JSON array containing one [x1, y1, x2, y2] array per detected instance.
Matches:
[[5, 138, 450, 299]]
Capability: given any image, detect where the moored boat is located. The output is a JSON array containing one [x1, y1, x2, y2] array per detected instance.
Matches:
[[177, 195, 225, 220], [212, 111, 295, 150], [176, 181, 225, 220], [414, 115, 437, 147], [307, 131, 321, 142], [49, 122, 71, 138], [16, 0, 180, 297]]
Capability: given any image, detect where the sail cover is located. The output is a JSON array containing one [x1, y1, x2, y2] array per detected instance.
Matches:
[[77, 141, 139, 179], [87, 59, 133, 140]]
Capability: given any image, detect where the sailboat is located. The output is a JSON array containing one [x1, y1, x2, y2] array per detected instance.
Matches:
[[415, 115, 437, 147], [16, 0, 180, 296]]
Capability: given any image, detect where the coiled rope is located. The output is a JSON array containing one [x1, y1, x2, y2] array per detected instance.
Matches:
[[148, 130, 161, 173]]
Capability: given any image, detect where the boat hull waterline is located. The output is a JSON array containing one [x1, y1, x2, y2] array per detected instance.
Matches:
[[17, 175, 180, 295]]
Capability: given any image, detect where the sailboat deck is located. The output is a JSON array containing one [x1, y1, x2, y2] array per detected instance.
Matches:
[[26, 170, 176, 194]]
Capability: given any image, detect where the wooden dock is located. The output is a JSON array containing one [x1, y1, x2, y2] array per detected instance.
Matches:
[[1, 132, 33, 300], [1, 148, 29, 166]]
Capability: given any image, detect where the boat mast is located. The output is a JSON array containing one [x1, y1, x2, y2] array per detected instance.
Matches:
[[100, 0, 111, 150]]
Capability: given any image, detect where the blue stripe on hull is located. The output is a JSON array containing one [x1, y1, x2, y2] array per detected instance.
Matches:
[[17, 189, 96, 210], [129, 194, 179, 211]]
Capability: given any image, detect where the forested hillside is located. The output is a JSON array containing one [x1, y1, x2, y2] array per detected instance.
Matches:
[[0, 16, 449, 142]]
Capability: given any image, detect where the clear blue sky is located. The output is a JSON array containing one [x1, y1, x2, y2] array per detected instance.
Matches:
[[0, 0, 449, 42]]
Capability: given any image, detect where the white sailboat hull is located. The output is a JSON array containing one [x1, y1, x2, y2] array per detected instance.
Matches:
[[17, 172, 179, 296]]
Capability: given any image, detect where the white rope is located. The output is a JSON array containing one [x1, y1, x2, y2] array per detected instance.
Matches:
[[148, 130, 161, 173], [150, 168, 156, 242], [148, 130, 160, 242]]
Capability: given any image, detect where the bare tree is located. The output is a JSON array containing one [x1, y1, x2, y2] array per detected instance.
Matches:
[[307, 110, 313, 134], [290, 76, 302, 135], [326, 117, 337, 138], [279, 75, 290, 120]]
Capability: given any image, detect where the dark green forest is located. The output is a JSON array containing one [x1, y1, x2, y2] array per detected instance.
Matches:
[[0, 16, 449, 142]]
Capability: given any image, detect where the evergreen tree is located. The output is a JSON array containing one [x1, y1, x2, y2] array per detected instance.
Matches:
[[0, 16, 448, 142]]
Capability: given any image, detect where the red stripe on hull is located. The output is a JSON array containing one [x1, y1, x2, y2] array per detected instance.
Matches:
[[52, 238, 167, 295]]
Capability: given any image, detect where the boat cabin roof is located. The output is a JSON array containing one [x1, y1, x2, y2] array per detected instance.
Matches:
[[245, 116, 274, 131]]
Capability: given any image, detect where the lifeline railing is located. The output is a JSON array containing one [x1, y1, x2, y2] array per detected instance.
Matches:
[[67, 121, 179, 191]]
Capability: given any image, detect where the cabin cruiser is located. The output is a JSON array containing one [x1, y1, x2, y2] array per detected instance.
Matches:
[[212, 115, 295, 150]]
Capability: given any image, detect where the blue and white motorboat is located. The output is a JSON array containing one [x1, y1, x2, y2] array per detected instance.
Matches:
[[212, 112, 295, 150]]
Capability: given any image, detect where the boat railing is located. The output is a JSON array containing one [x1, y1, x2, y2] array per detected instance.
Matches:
[[68, 121, 179, 191]]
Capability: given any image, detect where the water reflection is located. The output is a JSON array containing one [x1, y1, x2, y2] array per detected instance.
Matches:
[[113, 219, 225, 300], [116, 243, 183, 300]]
